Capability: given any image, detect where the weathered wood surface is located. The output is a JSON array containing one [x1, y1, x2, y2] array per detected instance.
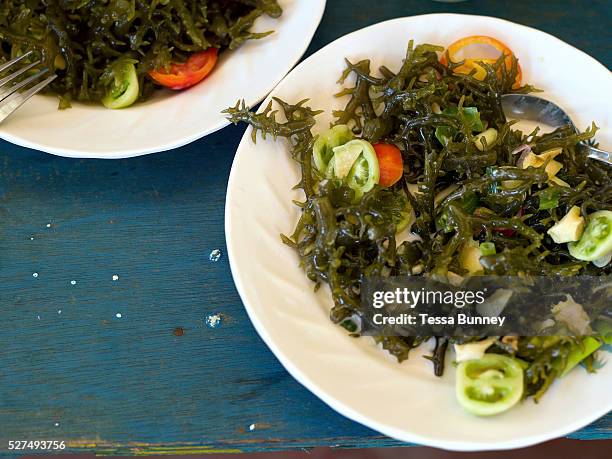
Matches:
[[1, 0, 610, 454]]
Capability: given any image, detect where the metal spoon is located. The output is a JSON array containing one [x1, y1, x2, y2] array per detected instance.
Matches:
[[501, 93, 611, 166]]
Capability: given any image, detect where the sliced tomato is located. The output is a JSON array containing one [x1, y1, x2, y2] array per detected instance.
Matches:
[[313, 124, 354, 176], [373, 143, 404, 187], [455, 354, 524, 416], [334, 140, 380, 198], [569, 210, 612, 262], [440, 35, 522, 89], [149, 48, 218, 90]]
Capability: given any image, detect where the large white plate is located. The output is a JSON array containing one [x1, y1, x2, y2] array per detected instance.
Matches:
[[0, 0, 325, 159], [226, 14, 612, 451]]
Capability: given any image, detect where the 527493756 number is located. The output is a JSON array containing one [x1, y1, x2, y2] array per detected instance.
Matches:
[[7, 440, 66, 450]]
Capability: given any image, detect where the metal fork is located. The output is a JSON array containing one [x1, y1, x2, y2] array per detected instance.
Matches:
[[0, 51, 57, 123]]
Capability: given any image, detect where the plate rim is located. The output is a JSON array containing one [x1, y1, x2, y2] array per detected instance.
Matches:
[[225, 13, 612, 451], [0, 0, 327, 159]]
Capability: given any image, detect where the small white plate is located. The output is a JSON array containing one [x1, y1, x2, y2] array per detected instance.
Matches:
[[226, 14, 612, 451], [0, 0, 326, 158]]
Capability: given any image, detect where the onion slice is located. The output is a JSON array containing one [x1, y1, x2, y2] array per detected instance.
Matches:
[[511, 144, 532, 169]]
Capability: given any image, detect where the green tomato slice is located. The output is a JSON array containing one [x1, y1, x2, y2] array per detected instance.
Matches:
[[312, 125, 354, 176], [568, 210, 612, 261], [102, 60, 139, 109], [343, 139, 380, 199], [456, 354, 524, 416], [331, 141, 363, 179], [376, 190, 413, 233]]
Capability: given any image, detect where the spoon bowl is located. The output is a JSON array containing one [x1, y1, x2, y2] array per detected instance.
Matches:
[[501, 94, 611, 165]]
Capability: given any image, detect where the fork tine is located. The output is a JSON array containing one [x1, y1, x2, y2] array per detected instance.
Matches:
[[0, 51, 34, 74], [0, 67, 48, 100], [0, 60, 43, 97], [0, 74, 57, 123], [17, 74, 57, 100]]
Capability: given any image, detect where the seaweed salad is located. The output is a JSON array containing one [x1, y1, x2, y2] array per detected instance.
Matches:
[[227, 35, 612, 416], [0, 0, 282, 108]]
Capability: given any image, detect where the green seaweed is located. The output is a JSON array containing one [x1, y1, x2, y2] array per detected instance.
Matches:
[[0, 0, 281, 105], [225, 39, 611, 401]]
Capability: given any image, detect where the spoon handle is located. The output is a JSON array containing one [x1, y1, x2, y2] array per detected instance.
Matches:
[[585, 144, 612, 166]]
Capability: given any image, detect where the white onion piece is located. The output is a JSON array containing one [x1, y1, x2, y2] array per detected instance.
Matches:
[[512, 144, 532, 168], [511, 144, 531, 155], [593, 253, 612, 268]]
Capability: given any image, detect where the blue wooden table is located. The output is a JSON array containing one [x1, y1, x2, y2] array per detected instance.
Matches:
[[1, 0, 610, 454]]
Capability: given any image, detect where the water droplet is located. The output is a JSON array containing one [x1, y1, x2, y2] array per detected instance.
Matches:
[[209, 249, 222, 262], [112, 274, 119, 281], [116, 313, 122, 318], [70, 280, 76, 285], [205, 313, 222, 328], [32, 272, 39, 278]]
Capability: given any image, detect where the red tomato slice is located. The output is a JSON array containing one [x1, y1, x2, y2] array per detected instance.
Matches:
[[149, 48, 218, 90], [373, 143, 404, 187]]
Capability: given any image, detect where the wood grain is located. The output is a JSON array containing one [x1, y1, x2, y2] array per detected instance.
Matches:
[[1, 0, 610, 454]]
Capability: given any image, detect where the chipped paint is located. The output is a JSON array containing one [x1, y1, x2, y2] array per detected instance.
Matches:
[[66, 441, 242, 456]]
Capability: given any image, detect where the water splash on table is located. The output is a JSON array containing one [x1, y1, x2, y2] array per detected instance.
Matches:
[[205, 313, 222, 328]]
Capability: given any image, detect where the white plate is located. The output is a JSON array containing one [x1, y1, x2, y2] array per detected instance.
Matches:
[[0, 0, 325, 159], [226, 14, 612, 451]]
